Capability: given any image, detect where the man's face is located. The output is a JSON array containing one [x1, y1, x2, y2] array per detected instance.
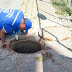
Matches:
[[20, 18, 26, 30], [23, 24, 26, 30], [20, 24, 26, 30]]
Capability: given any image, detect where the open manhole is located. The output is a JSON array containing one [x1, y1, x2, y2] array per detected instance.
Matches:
[[9, 38, 45, 54]]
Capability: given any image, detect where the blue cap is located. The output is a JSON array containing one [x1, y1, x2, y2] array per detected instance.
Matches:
[[25, 18, 32, 34]]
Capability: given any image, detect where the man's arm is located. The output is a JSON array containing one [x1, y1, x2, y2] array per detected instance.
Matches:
[[0, 28, 6, 48]]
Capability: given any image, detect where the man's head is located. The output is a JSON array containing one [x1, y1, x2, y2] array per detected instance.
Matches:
[[20, 18, 32, 34]]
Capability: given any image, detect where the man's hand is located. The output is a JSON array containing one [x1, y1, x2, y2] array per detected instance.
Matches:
[[22, 32, 27, 35], [1, 43, 7, 48], [20, 30, 27, 35]]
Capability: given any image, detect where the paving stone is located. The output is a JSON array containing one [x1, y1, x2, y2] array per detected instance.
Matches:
[[39, 26, 71, 41]]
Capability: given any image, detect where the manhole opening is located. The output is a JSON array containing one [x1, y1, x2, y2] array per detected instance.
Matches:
[[11, 40, 42, 53]]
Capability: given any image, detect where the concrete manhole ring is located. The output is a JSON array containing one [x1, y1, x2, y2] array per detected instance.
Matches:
[[9, 36, 45, 54]]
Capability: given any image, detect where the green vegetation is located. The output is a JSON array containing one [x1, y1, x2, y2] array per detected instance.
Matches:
[[50, 0, 72, 16], [35, 56, 47, 62]]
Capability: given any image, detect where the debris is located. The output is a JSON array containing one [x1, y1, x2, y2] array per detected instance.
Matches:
[[43, 47, 51, 50], [58, 65, 62, 68], [52, 59, 55, 63]]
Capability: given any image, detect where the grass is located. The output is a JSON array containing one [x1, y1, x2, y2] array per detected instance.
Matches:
[[35, 56, 47, 62], [64, 25, 72, 28], [50, 0, 72, 16]]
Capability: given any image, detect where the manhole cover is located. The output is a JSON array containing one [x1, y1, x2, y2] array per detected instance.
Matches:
[[9, 38, 45, 54]]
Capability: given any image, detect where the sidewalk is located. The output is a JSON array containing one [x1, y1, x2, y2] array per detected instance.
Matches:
[[19, 0, 72, 57], [0, 0, 23, 9], [0, 0, 72, 72]]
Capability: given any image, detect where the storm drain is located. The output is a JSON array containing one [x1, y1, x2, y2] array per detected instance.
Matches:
[[9, 40, 42, 53]]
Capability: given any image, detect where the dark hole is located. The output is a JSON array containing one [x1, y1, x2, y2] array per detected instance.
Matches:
[[13, 40, 41, 53]]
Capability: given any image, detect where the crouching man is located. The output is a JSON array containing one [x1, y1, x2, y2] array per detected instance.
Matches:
[[0, 9, 32, 48]]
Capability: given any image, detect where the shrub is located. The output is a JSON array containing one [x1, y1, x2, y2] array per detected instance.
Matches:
[[51, 0, 72, 16]]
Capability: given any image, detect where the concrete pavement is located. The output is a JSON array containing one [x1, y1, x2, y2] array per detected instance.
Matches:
[[0, 0, 23, 9], [0, 0, 72, 72]]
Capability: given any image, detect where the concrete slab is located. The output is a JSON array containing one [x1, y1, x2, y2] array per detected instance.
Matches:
[[39, 26, 71, 41]]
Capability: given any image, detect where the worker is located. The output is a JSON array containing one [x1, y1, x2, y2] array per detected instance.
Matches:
[[0, 9, 32, 48]]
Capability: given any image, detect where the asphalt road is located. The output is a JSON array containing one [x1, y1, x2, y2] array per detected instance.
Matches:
[[0, 0, 23, 9]]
